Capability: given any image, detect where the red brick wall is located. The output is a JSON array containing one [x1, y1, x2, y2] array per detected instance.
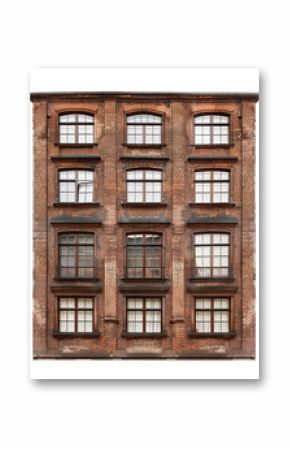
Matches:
[[32, 93, 257, 358]]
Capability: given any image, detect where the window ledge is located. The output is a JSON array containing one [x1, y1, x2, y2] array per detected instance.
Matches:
[[122, 143, 167, 148], [121, 277, 168, 283], [51, 155, 101, 162], [121, 202, 168, 208], [189, 202, 236, 208], [190, 144, 234, 149], [54, 277, 100, 282], [188, 156, 238, 162], [189, 277, 235, 282], [188, 331, 236, 339], [121, 331, 167, 339], [53, 331, 100, 339], [53, 202, 101, 207], [54, 143, 98, 148]]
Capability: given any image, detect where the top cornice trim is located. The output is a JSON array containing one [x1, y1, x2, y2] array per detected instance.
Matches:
[[30, 91, 259, 102]]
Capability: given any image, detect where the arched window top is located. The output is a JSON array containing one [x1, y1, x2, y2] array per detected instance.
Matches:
[[127, 113, 161, 124], [194, 113, 229, 124], [59, 113, 94, 123], [126, 169, 162, 180]]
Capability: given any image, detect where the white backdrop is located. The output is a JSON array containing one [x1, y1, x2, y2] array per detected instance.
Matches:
[[30, 67, 259, 380], [0, 0, 286, 448]]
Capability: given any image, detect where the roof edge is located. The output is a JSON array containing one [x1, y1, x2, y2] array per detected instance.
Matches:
[[30, 91, 259, 102]]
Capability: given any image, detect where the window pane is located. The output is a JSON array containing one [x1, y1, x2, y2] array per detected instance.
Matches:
[[77, 298, 93, 309], [195, 115, 211, 124], [77, 114, 93, 123], [60, 114, 76, 123], [196, 311, 211, 333], [127, 114, 161, 124], [127, 311, 143, 333], [127, 299, 143, 309], [213, 115, 229, 124], [59, 298, 75, 309], [145, 298, 161, 309], [195, 299, 211, 309]]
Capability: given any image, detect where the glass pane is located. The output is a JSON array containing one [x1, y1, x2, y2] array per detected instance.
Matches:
[[59, 298, 75, 309], [213, 115, 229, 124], [195, 234, 211, 245], [145, 298, 161, 309], [78, 234, 94, 244], [127, 234, 142, 245], [127, 170, 137, 180], [127, 299, 143, 309], [59, 171, 76, 180], [77, 114, 93, 123], [127, 114, 161, 124], [213, 233, 229, 244], [195, 115, 211, 124], [59, 114, 76, 123], [195, 299, 211, 309]]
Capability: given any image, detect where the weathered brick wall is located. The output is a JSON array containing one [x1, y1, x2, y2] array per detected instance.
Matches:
[[32, 93, 257, 358]]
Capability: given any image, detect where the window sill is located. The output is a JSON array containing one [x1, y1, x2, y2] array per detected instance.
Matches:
[[188, 331, 236, 339], [189, 277, 235, 282], [189, 202, 236, 208], [54, 143, 98, 148], [54, 277, 100, 282], [122, 143, 167, 149], [53, 331, 100, 338], [190, 144, 233, 149], [53, 202, 100, 207], [121, 331, 167, 338], [121, 202, 168, 208], [121, 277, 168, 282]]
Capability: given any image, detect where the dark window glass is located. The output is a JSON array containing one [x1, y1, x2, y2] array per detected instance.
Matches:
[[58, 233, 95, 278], [126, 233, 162, 278]]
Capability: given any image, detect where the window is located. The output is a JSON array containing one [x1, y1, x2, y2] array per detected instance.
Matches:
[[194, 233, 230, 278], [126, 233, 162, 278], [58, 233, 95, 279], [127, 113, 162, 144], [195, 170, 230, 203], [59, 113, 94, 144], [58, 170, 93, 203], [194, 298, 230, 334], [58, 297, 94, 333], [126, 169, 162, 203], [194, 114, 229, 145], [126, 298, 162, 333]]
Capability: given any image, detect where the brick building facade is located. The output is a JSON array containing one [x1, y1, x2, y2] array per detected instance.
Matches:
[[31, 91, 258, 359]]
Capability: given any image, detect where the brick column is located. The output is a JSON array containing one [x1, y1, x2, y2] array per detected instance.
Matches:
[[241, 101, 256, 356], [171, 102, 187, 348], [103, 100, 118, 347], [33, 101, 48, 356]]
